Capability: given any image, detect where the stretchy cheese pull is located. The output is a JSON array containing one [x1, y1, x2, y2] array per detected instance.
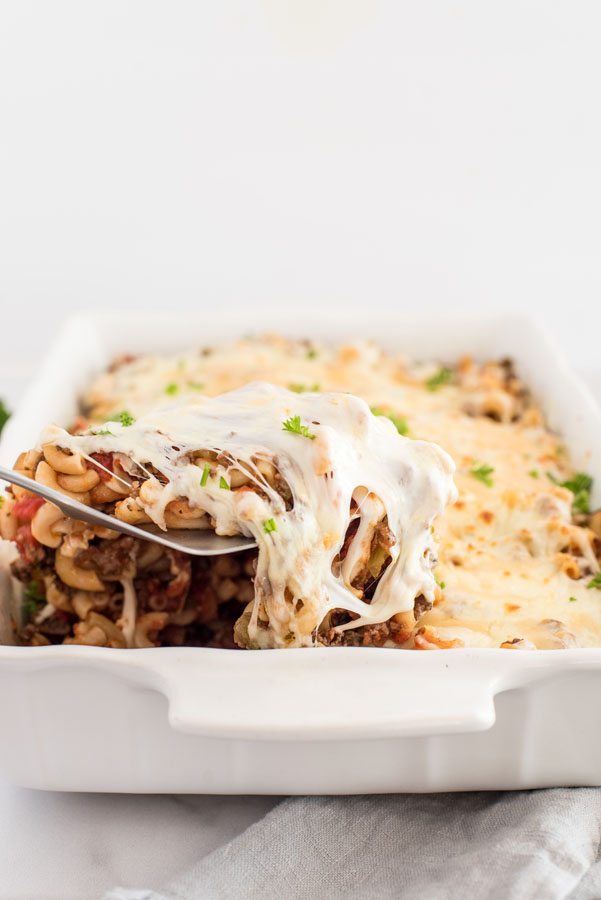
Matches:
[[40, 383, 456, 649]]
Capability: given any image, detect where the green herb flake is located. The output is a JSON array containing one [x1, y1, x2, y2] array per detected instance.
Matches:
[[572, 491, 591, 515], [528, 470, 539, 479], [435, 576, 446, 590], [306, 348, 318, 360], [562, 473, 593, 514], [165, 383, 179, 396], [219, 476, 230, 490], [425, 367, 452, 392], [569, 596, 578, 602], [24, 580, 45, 602], [187, 381, 205, 391], [118, 410, 135, 427], [93, 427, 114, 436], [0, 496, 4, 509], [288, 383, 321, 394], [282, 414, 316, 440], [21, 599, 39, 621], [0, 399, 10, 435], [587, 573, 601, 590], [22, 580, 45, 619], [370, 407, 409, 436], [546, 471, 593, 514], [263, 518, 278, 534], [470, 461, 495, 487], [200, 463, 211, 487]]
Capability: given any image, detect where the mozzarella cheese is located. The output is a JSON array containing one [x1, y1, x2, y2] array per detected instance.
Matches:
[[77, 336, 600, 649], [43, 383, 455, 648]]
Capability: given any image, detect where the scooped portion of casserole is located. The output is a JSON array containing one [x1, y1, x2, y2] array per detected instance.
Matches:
[[1, 335, 599, 650], [2, 383, 455, 649]]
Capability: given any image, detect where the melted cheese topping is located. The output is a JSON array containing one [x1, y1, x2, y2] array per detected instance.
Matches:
[[43, 383, 456, 648], [78, 336, 601, 650]]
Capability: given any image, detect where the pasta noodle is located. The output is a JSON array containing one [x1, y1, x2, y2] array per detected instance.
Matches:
[[14, 384, 456, 649], [1, 335, 599, 651]]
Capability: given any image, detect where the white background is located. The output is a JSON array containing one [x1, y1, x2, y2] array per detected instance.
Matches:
[[1, 1, 601, 387], [1, 2, 601, 897]]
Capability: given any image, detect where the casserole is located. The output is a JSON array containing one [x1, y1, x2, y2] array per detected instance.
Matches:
[[0, 310, 600, 793], [13, 377, 457, 652]]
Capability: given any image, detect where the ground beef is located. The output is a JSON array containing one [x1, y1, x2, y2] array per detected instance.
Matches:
[[347, 519, 395, 593], [10, 545, 53, 585], [76, 536, 137, 579], [21, 609, 75, 644], [273, 471, 293, 510], [319, 617, 411, 648], [338, 520, 360, 562], [413, 594, 432, 620], [373, 521, 395, 550]]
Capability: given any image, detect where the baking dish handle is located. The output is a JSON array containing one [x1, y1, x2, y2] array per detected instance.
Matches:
[[149, 650, 507, 741], [4, 645, 585, 742]]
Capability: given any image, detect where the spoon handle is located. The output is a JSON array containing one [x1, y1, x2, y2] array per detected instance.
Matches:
[[0, 463, 256, 556]]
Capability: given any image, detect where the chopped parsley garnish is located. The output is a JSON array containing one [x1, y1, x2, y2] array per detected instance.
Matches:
[[425, 367, 452, 391], [572, 493, 591, 515], [528, 469, 539, 479], [187, 381, 205, 391], [562, 473, 593, 514], [219, 476, 230, 490], [546, 471, 593, 514], [470, 461, 494, 487], [21, 599, 39, 620], [282, 415, 316, 440], [22, 582, 45, 620], [563, 472, 593, 494], [569, 596, 578, 602], [24, 580, 45, 602], [165, 383, 179, 396], [118, 410, 135, 427], [306, 348, 318, 360], [200, 463, 210, 486], [0, 496, 4, 509], [370, 407, 409, 436], [93, 427, 114, 436], [263, 518, 278, 533], [587, 573, 601, 590], [435, 576, 446, 589], [0, 399, 10, 435], [288, 383, 321, 394]]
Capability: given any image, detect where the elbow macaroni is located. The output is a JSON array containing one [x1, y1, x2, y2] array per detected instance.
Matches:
[[2, 335, 600, 651]]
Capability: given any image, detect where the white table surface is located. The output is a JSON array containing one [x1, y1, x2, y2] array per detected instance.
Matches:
[[1, 1, 601, 897]]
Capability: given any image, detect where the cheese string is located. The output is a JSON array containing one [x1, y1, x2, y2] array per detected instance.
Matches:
[[40, 383, 457, 648]]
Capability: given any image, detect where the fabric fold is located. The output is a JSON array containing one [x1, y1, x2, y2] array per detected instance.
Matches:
[[105, 789, 601, 900]]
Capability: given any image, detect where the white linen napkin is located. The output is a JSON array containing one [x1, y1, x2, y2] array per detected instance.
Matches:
[[104, 789, 601, 900]]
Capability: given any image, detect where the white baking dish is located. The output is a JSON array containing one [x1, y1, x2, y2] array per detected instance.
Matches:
[[1, 310, 600, 794]]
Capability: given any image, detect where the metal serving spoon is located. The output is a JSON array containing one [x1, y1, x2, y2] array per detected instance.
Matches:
[[0, 464, 257, 557]]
